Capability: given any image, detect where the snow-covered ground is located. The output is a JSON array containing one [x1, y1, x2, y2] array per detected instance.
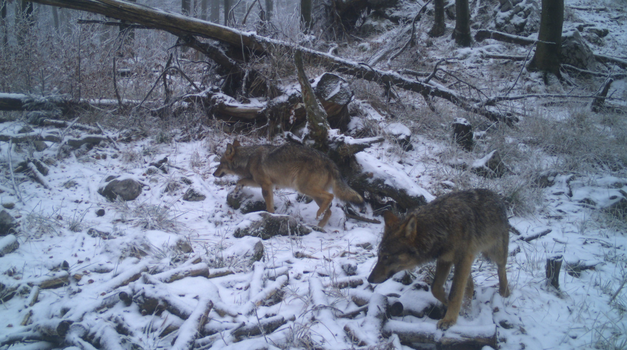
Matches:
[[0, 114, 626, 349]]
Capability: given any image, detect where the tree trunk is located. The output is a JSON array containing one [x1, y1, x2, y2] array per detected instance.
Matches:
[[453, 0, 471, 46], [182, 0, 191, 16], [209, 0, 219, 22], [528, 0, 564, 76], [429, 0, 445, 37], [224, 0, 230, 25], [265, 0, 273, 21], [301, 0, 312, 32], [295, 50, 329, 152]]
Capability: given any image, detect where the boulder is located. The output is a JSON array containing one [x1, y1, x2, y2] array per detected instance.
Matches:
[[495, 0, 540, 37], [234, 213, 312, 240], [386, 123, 413, 151], [98, 178, 143, 201], [0, 210, 18, 236], [227, 188, 267, 214], [561, 30, 597, 70], [183, 188, 206, 202]]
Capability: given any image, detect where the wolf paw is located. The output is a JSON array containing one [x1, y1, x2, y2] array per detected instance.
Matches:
[[437, 318, 456, 330]]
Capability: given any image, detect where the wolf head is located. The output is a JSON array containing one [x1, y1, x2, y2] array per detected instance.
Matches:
[[213, 140, 241, 178], [368, 211, 424, 284]]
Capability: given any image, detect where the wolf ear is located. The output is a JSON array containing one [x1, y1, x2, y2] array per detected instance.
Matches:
[[404, 216, 418, 239], [383, 211, 399, 229], [225, 143, 236, 159]]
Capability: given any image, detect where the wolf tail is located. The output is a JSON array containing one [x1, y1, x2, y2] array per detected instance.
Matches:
[[332, 172, 364, 204]]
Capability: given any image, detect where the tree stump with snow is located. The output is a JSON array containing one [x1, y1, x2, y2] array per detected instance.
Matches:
[[452, 118, 473, 151]]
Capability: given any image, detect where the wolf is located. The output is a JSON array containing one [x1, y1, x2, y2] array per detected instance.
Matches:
[[213, 140, 363, 227], [367, 189, 510, 330]]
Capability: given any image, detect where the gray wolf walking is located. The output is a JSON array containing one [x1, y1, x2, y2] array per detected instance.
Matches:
[[367, 189, 510, 330], [213, 141, 363, 227]]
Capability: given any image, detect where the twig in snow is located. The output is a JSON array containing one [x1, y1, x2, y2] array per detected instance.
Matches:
[[519, 229, 552, 242]]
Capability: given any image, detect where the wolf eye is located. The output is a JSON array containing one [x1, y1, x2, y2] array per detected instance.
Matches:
[[382, 254, 390, 261]]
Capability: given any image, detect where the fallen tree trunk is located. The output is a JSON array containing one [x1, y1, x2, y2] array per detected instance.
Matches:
[[25, 0, 517, 125]]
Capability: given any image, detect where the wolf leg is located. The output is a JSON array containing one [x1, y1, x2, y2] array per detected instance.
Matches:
[[310, 192, 334, 227], [260, 181, 275, 213], [437, 254, 474, 330], [432, 259, 452, 306], [497, 261, 510, 297]]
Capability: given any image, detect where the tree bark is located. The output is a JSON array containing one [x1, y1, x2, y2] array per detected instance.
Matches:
[[301, 0, 312, 32], [264, 0, 273, 21], [429, 0, 445, 37], [210, 0, 220, 22], [453, 0, 471, 46], [528, 0, 564, 76], [224, 0, 232, 25], [295, 50, 329, 152]]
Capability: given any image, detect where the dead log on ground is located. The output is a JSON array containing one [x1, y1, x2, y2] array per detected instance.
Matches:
[[171, 297, 213, 350], [231, 315, 286, 341], [241, 275, 288, 315], [474, 30, 536, 46], [150, 263, 209, 283], [384, 319, 497, 349]]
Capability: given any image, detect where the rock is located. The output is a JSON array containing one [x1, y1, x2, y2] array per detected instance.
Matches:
[[234, 213, 312, 240], [535, 171, 559, 188], [98, 178, 143, 201], [0, 210, 18, 236], [605, 197, 627, 220], [87, 228, 112, 239], [2, 203, 15, 210], [472, 150, 508, 178], [251, 240, 265, 263], [174, 239, 194, 253], [33, 141, 48, 152], [95, 209, 105, 217], [386, 123, 413, 151], [183, 188, 206, 202], [227, 188, 267, 214], [342, 263, 357, 276], [561, 29, 597, 70], [452, 118, 473, 151], [495, 0, 540, 36], [145, 166, 160, 175], [0, 235, 19, 257]]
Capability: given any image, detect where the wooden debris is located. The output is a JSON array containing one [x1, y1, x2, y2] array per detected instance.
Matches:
[[37, 271, 69, 289], [0, 234, 19, 257], [151, 263, 209, 283], [207, 267, 235, 279], [384, 319, 497, 349], [171, 296, 213, 350], [520, 229, 552, 242], [546, 255, 563, 290], [326, 276, 364, 289], [241, 275, 288, 315], [27, 286, 40, 306], [231, 315, 286, 341], [42, 118, 102, 133], [103, 262, 148, 291]]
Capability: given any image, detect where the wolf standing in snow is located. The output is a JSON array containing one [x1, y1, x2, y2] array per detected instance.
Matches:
[[368, 189, 510, 330], [213, 140, 363, 227]]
